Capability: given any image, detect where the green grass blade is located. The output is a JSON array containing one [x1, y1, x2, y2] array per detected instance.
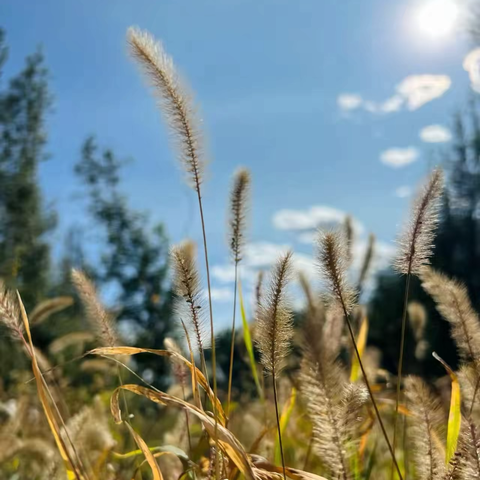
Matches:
[[239, 279, 263, 400], [274, 387, 297, 466]]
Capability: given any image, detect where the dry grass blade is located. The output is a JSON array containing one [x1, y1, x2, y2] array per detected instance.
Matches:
[[110, 384, 256, 480], [71, 269, 117, 348], [17, 292, 86, 480], [125, 423, 164, 480], [88, 346, 225, 424]]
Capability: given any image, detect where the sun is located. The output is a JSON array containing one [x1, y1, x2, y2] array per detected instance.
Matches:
[[416, 0, 459, 38]]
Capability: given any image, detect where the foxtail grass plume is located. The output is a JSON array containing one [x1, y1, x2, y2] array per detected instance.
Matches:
[[395, 168, 444, 275], [171, 241, 209, 358], [255, 251, 293, 375], [357, 233, 375, 293], [164, 337, 188, 386], [255, 270, 264, 309], [127, 27, 205, 193], [404, 376, 445, 479], [0, 281, 21, 340], [71, 269, 117, 348], [408, 301, 429, 360], [317, 230, 357, 314], [421, 268, 480, 368], [344, 215, 354, 265], [300, 315, 367, 480], [229, 168, 251, 264]]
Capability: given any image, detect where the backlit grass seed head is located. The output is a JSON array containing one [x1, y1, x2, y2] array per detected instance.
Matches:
[[229, 168, 251, 264], [317, 230, 357, 315], [71, 269, 117, 348], [0, 281, 21, 340], [255, 251, 293, 375], [395, 168, 444, 275], [421, 268, 480, 367], [404, 376, 445, 480], [171, 240, 209, 355], [127, 27, 205, 193]]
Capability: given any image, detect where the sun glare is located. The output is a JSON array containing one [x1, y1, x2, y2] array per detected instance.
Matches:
[[416, 0, 459, 38]]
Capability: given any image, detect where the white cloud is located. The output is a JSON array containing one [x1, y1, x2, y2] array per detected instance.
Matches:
[[379, 94, 405, 113], [208, 287, 234, 303], [244, 242, 290, 268], [395, 186, 412, 198], [419, 124, 452, 143], [380, 147, 419, 168], [396, 75, 451, 110], [463, 47, 480, 93], [337, 93, 363, 111], [273, 205, 365, 238], [338, 75, 451, 116]]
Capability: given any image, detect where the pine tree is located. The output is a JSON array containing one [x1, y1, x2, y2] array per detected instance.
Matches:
[[75, 136, 175, 386], [0, 30, 55, 309]]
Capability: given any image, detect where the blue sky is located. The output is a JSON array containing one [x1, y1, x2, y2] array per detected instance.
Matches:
[[1, 0, 478, 327]]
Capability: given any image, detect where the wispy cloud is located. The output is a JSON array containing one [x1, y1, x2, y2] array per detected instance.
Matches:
[[207, 287, 234, 303], [380, 147, 419, 168], [419, 124, 452, 143], [273, 205, 365, 238], [338, 74, 451, 115], [463, 47, 480, 93], [337, 94, 363, 111], [397, 75, 451, 110], [395, 186, 413, 198]]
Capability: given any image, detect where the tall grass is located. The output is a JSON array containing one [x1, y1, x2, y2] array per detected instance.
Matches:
[[1, 26, 479, 480]]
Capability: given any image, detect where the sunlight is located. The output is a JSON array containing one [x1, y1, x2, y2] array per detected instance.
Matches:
[[416, 0, 459, 38]]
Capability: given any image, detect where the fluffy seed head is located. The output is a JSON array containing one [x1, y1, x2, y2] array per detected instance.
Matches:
[[255, 251, 293, 375], [404, 376, 445, 480], [127, 27, 205, 192], [395, 168, 444, 275], [0, 281, 21, 340], [71, 269, 117, 348], [421, 268, 480, 368], [357, 233, 375, 293], [317, 230, 357, 315], [170, 240, 209, 355], [229, 168, 251, 264]]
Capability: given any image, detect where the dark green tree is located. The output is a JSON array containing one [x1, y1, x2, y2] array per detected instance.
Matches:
[[75, 137, 175, 386], [0, 29, 56, 387], [0, 30, 55, 309], [369, 99, 480, 378]]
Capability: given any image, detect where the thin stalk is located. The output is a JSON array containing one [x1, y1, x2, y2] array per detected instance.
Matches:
[[341, 299, 403, 480], [303, 434, 313, 471], [181, 381, 193, 455], [226, 261, 239, 424], [392, 272, 411, 480], [469, 374, 480, 418], [197, 192, 219, 480], [272, 372, 287, 480]]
